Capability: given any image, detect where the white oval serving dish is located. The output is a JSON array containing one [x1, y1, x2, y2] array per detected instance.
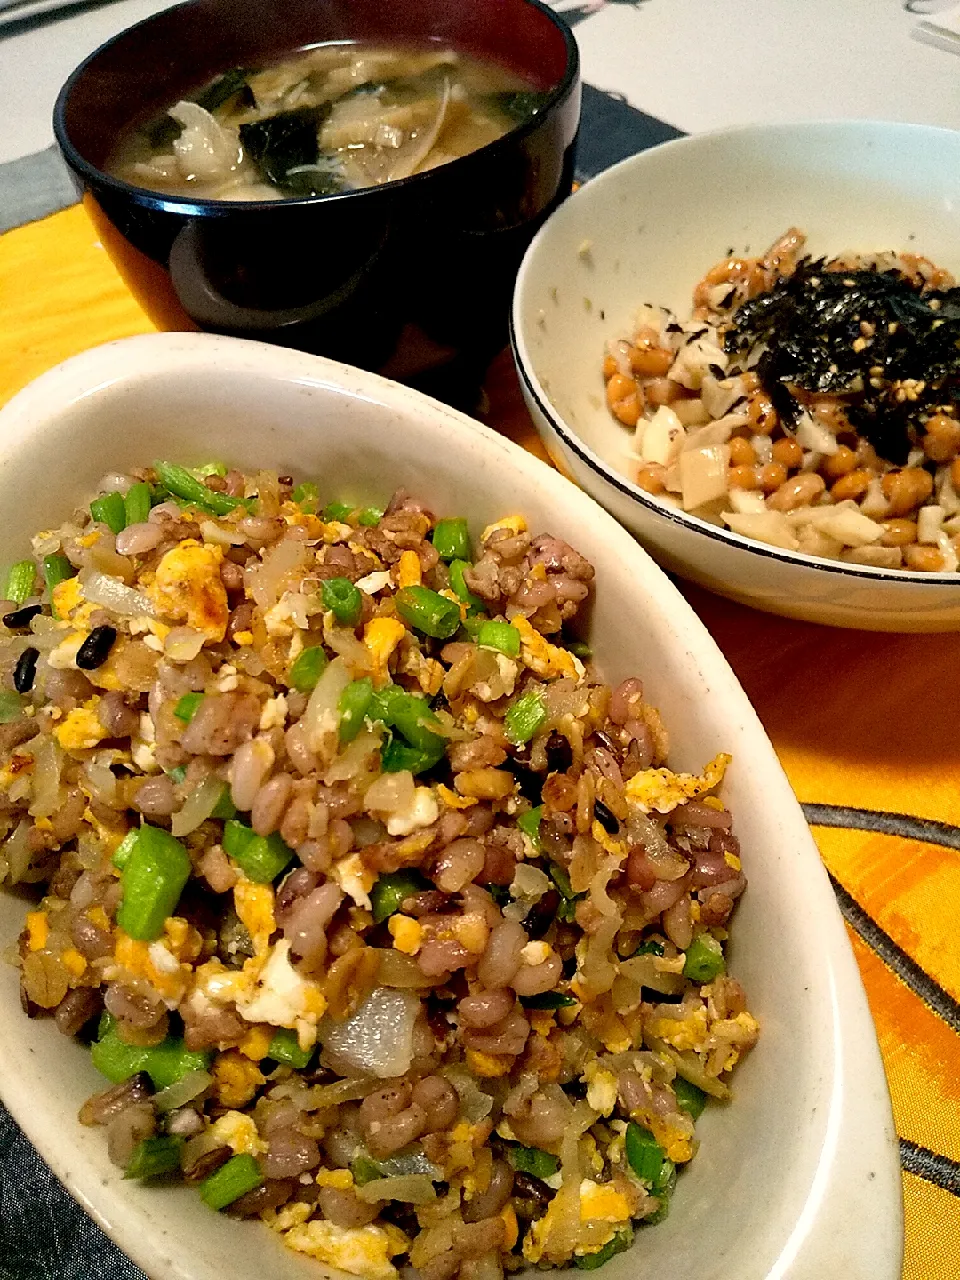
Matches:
[[0, 332, 901, 1279]]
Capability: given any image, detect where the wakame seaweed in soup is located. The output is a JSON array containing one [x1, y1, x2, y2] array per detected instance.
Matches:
[[108, 43, 551, 201]]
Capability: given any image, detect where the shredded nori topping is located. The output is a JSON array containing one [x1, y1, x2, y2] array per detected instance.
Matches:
[[724, 258, 960, 466]]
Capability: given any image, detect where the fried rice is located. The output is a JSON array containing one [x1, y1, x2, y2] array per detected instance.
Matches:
[[0, 463, 757, 1279]]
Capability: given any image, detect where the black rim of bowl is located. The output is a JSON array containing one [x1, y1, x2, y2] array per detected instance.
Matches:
[[52, 0, 580, 218]]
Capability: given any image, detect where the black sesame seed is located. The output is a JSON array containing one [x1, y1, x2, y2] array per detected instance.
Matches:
[[593, 799, 620, 834], [13, 647, 39, 693], [545, 731, 573, 775], [2, 604, 42, 631], [76, 625, 117, 670]]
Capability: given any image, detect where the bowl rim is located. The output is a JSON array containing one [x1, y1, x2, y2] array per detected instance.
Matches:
[[0, 329, 902, 1280], [510, 117, 960, 587], [51, 0, 580, 217]]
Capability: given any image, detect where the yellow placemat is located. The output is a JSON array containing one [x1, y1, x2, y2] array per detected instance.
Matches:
[[4, 204, 960, 1279]]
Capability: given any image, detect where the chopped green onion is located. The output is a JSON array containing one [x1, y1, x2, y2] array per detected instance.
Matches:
[[91, 1017, 211, 1089], [222, 819, 294, 883], [673, 1077, 708, 1120], [168, 764, 188, 785], [339, 677, 374, 742], [5, 561, 36, 606], [288, 645, 328, 692], [448, 560, 485, 613], [43, 554, 75, 614], [111, 828, 139, 870], [370, 869, 429, 924], [125, 1135, 184, 1180], [211, 784, 237, 821], [292, 481, 320, 511], [517, 804, 543, 850], [625, 1123, 669, 1187], [506, 1144, 558, 1180], [350, 1156, 384, 1186], [381, 736, 445, 774], [477, 619, 521, 658], [116, 824, 191, 941], [153, 462, 241, 517], [191, 462, 227, 478], [0, 691, 24, 724], [395, 585, 461, 640], [173, 692, 204, 723], [199, 1153, 264, 1210], [634, 938, 665, 957], [123, 482, 153, 528], [462, 614, 486, 639], [504, 691, 547, 745], [520, 991, 577, 1010], [567, 639, 592, 658], [432, 517, 471, 562], [488, 884, 511, 907], [321, 577, 363, 627], [90, 491, 127, 534], [323, 500, 353, 522], [356, 506, 384, 527], [267, 1028, 313, 1069], [372, 686, 444, 752], [547, 860, 582, 923], [682, 933, 726, 983], [574, 1228, 634, 1269]]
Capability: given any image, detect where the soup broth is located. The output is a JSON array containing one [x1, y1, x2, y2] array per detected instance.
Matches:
[[108, 42, 549, 201]]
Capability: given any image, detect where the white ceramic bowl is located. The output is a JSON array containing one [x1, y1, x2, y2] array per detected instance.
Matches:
[[511, 119, 960, 631], [0, 332, 901, 1279]]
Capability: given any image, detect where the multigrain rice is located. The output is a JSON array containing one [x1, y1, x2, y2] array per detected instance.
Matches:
[[2, 464, 757, 1279]]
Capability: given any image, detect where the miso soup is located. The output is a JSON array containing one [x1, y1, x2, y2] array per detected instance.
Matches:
[[107, 43, 551, 201]]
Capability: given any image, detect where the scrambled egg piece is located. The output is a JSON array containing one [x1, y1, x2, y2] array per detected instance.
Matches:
[[233, 878, 276, 956], [583, 1060, 619, 1116], [283, 1220, 409, 1280], [436, 783, 476, 810], [645, 1007, 710, 1053], [51, 576, 83, 620], [147, 540, 228, 642], [235, 938, 327, 1046], [315, 1168, 354, 1190], [334, 852, 376, 910], [481, 515, 527, 542], [523, 1180, 633, 1264], [511, 615, 583, 681], [395, 550, 422, 588], [367, 785, 439, 838], [625, 752, 731, 815], [363, 618, 407, 685], [388, 915, 422, 955], [25, 912, 48, 951], [211, 1049, 265, 1108], [210, 1110, 267, 1156], [53, 706, 105, 752], [110, 919, 201, 1006]]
